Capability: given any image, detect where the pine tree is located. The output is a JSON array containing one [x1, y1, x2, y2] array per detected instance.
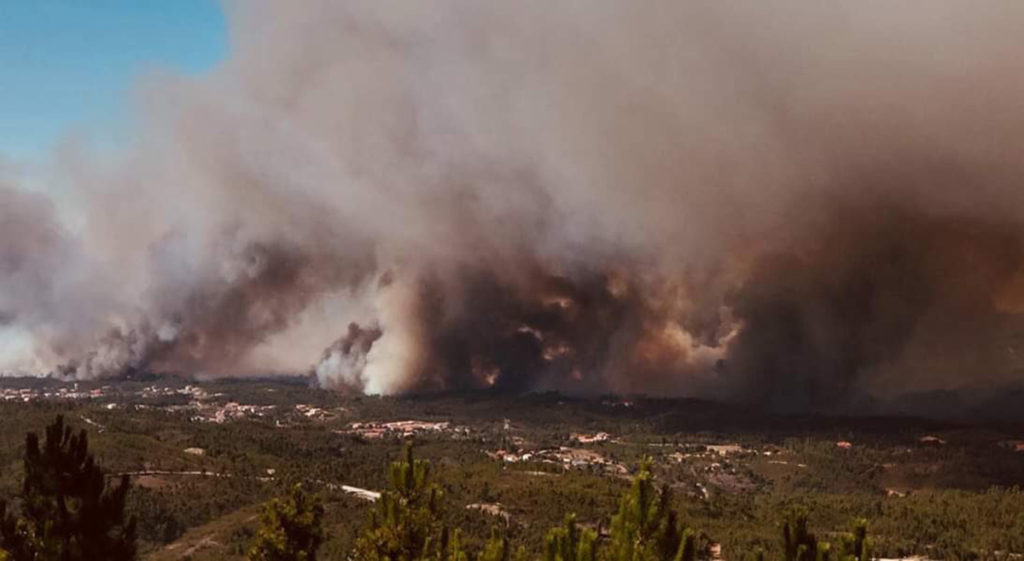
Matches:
[[782, 508, 826, 561], [604, 459, 696, 561], [0, 502, 36, 561], [779, 510, 869, 561], [436, 527, 470, 561], [0, 415, 137, 561], [542, 515, 596, 561], [480, 529, 528, 561], [836, 519, 869, 561], [781, 508, 813, 561], [480, 531, 511, 561], [248, 485, 325, 561], [353, 444, 466, 561]]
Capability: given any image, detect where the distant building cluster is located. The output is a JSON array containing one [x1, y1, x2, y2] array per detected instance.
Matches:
[[0, 384, 107, 402], [571, 432, 610, 444], [205, 402, 277, 424], [340, 420, 469, 439], [489, 445, 627, 474]]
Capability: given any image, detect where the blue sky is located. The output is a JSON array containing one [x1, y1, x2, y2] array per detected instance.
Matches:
[[0, 0, 227, 160]]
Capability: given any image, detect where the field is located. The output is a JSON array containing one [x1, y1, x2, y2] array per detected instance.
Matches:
[[0, 376, 1021, 560]]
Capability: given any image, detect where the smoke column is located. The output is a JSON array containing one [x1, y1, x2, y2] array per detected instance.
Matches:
[[4, 1, 1024, 410]]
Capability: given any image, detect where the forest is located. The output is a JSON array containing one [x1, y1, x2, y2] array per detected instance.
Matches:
[[0, 378, 1019, 560]]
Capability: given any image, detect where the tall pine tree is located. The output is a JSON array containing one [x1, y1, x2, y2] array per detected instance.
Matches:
[[248, 485, 325, 561], [541, 515, 597, 561], [353, 444, 467, 561], [782, 508, 818, 561], [604, 459, 696, 561], [836, 519, 869, 561], [479, 529, 528, 561], [0, 415, 136, 561]]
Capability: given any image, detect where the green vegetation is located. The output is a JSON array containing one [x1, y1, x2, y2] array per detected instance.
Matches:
[[250, 446, 875, 561], [777, 509, 869, 561], [0, 379, 1020, 560], [248, 485, 324, 561], [0, 415, 136, 561], [604, 459, 695, 561], [353, 444, 460, 561], [540, 516, 595, 561]]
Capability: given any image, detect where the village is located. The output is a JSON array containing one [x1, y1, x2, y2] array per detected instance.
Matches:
[[0, 375, 1019, 560]]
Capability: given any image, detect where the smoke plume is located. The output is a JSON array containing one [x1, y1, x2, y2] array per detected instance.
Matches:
[[4, 1, 1024, 410]]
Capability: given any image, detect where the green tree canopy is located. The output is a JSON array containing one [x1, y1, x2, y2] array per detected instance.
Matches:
[[353, 444, 467, 561], [248, 485, 325, 561], [542, 515, 597, 561], [604, 459, 696, 561], [0, 414, 136, 561]]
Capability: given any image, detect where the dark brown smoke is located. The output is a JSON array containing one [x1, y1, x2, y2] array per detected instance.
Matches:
[[726, 202, 1024, 410], [3, 2, 1024, 413]]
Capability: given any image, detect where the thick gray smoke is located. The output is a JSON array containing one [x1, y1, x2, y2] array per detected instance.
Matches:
[[4, 1, 1024, 410]]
